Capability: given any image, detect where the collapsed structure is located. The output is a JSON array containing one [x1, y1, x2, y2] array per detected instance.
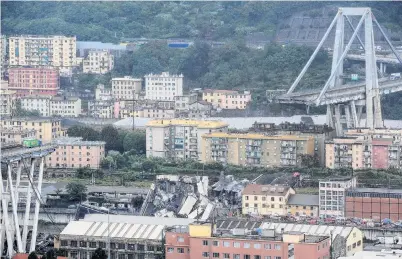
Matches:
[[140, 173, 249, 220]]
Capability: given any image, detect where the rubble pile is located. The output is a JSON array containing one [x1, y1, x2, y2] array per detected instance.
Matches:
[[142, 173, 249, 220]]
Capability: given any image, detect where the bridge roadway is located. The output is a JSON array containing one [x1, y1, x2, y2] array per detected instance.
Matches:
[[276, 78, 402, 105], [346, 54, 401, 64], [1, 145, 56, 163]]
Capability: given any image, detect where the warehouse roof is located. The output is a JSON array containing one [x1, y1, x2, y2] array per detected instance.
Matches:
[[287, 194, 319, 206], [60, 214, 194, 241], [146, 119, 228, 129]]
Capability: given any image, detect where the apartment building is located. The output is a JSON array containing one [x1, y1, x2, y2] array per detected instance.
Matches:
[[8, 35, 77, 71], [8, 67, 59, 96], [203, 89, 251, 109], [165, 222, 330, 259], [345, 188, 402, 221], [146, 119, 228, 160], [21, 95, 51, 116], [88, 100, 116, 119], [48, 137, 105, 169], [0, 127, 36, 144], [174, 94, 198, 111], [82, 50, 114, 74], [95, 84, 112, 101], [242, 184, 295, 216], [326, 129, 402, 169], [112, 76, 142, 100], [286, 194, 319, 217], [1, 118, 63, 143], [0, 35, 6, 69], [50, 96, 81, 117], [0, 89, 16, 117], [145, 72, 183, 101], [319, 177, 357, 218], [201, 133, 315, 167]]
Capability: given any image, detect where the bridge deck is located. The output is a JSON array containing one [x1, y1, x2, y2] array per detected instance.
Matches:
[[1, 145, 56, 163]]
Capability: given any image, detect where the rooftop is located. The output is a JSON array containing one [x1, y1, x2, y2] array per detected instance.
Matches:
[[0, 127, 36, 134], [52, 137, 106, 146], [203, 132, 314, 141], [112, 76, 142, 81], [146, 119, 228, 129], [347, 187, 402, 194], [145, 72, 183, 78], [243, 184, 292, 196], [51, 96, 81, 102], [203, 89, 239, 94], [287, 194, 319, 206], [2, 117, 61, 123]]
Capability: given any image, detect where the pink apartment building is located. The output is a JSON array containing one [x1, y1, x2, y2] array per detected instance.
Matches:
[[165, 223, 330, 259], [202, 89, 251, 109], [47, 137, 106, 169], [8, 67, 59, 96]]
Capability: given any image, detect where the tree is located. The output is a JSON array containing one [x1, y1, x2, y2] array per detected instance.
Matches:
[[13, 99, 41, 117], [28, 252, 38, 259], [91, 248, 108, 259], [100, 125, 120, 151], [67, 125, 100, 141], [42, 249, 56, 259], [300, 154, 320, 168], [66, 182, 87, 202], [131, 196, 144, 209], [123, 131, 146, 153], [141, 160, 157, 172]]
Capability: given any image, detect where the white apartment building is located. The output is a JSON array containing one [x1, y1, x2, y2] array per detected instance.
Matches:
[[145, 72, 183, 101], [88, 100, 115, 119], [51, 96, 81, 117], [146, 119, 228, 160], [319, 177, 357, 218], [0, 35, 6, 69], [112, 76, 142, 100], [0, 88, 16, 117], [95, 84, 112, 101], [83, 50, 114, 74], [8, 35, 77, 72], [21, 95, 52, 116]]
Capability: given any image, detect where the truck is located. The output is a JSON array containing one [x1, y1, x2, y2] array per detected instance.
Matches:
[[390, 73, 401, 80], [22, 138, 42, 148]]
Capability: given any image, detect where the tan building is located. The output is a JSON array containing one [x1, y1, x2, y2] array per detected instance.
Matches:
[[146, 119, 228, 160], [112, 76, 142, 100], [0, 127, 36, 144], [286, 194, 319, 217], [242, 184, 295, 216], [0, 88, 16, 116], [201, 132, 315, 167], [83, 50, 114, 74], [50, 96, 81, 117], [48, 137, 106, 169], [203, 89, 251, 109], [1, 118, 64, 143], [8, 35, 77, 73], [326, 129, 402, 169], [145, 72, 183, 101]]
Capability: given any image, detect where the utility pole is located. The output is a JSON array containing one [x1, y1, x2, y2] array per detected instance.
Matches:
[[132, 89, 135, 131]]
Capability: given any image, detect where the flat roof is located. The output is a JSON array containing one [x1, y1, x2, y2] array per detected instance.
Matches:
[[146, 119, 228, 129], [2, 117, 61, 123], [347, 187, 402, 194], [203, 132, 314, 141], [287, 194, 319, 206], [243, 184, 292, 196], [53, 137, 105, 146]]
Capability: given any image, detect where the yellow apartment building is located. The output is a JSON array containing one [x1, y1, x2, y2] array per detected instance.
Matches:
[[1, 118, 64, 143], [0, 127, 36, 144], [201, 132, 315, 167], [146, 119, 228, 160], [202, 89, 251, 109], [286, 194, 319, 217], [242, 184, 295, 216]]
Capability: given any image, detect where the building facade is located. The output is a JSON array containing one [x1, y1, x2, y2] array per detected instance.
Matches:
[[8, 67, 59, 96], [286, 194, 319, 217], [165, 223, 331, 259], [21, 95, 51, 116], [88, 100, 116, 119], [242, 184, 295, 216], [145, 72, 183, 101], [47, 137, 105, 169], [202, 89, 251, 109], [201, 133, 315, 167], [319, 177, 357, 218], [1, 118, 63, 143], [50, 96, 81, 117], [0, 127, 36, 144], [146, 119, 228, 160], [112, 76, 142, 100], [83, 50, 114, 74], [95, 84, 112, 101], [326, 129, 402, 169], [0, 35, 6, 69], [345, 188, 402, 222], [0, 89, 16, 117], [8, 35, 77, 71]]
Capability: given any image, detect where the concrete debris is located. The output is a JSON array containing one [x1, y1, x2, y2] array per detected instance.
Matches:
[[141, 172, 248, 220]]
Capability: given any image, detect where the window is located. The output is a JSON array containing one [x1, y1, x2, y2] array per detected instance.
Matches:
[[264, 257, 271, 259], [274, 244, 281, 250], [203, 252, 210, 258], [79, 241, 87, 247], [353, 243, 356, 248], [89, 242, 97, 248], [223, 241, 230, 247], [203, 240, 209, 246], [127, 244, 135, 251], [347, 245, 351, 251], [254, 256, 261, 259], [99, 242, 106, 248], [244, 255, 250, 259], [118, 254, 125, 259], [357, 240, 361, 246], [264, 244, 271, 250], [177, 236, 185, 242], [234, 255, 240, 259], [213, 253, 220, 258], [318, 245, 320, 251], [254, 196, 258, 201], [118, 243, 125, 249], [244, 243, 250, 248], [61, 240, 68, 246], [245, 196, 249, 200], [234, 242, 240, 248], [213, 241, 219, 246], [274, 257, 281, 259], [224, 254, 230, 259], [245, 203, 249, 207], [167, 248, 174, 253], [177, 248, 184, 253], [70, 241, 77, 247], [254, 243, 261, 249]]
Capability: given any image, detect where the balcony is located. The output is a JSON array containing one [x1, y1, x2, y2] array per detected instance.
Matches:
[[246, 151, 262, 158]]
